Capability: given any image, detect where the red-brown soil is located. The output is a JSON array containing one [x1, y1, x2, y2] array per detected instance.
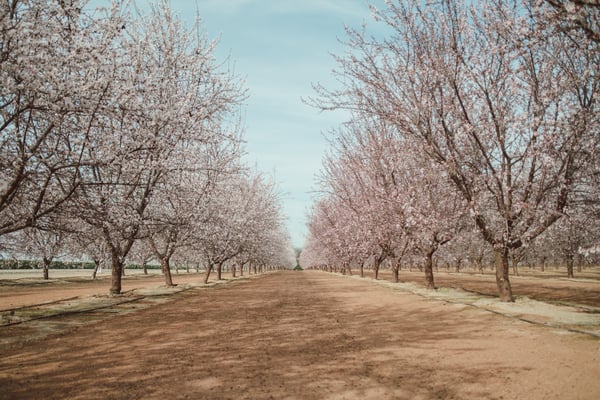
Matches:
[[0, 271, 218, 310], [0, 270, 598, 399], [369, 269, 600, 308]]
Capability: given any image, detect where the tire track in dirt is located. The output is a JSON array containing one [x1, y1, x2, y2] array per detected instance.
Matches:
[[0, 271, 598, 400]]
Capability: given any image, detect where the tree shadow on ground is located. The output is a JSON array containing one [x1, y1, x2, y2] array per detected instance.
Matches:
[[0, 272, 527, 400]]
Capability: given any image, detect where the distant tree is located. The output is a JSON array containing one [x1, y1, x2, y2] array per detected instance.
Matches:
[[4, 227, 64, 279]]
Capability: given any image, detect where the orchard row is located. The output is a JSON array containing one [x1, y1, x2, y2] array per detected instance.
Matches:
[[0, 0, 295, 294], [301, 0, 600, 301]]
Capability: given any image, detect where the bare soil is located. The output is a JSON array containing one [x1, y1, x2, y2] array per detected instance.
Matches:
[[0, 270, 599, 400], [374, 269, 600, 308], [0, 270, 217, 310]]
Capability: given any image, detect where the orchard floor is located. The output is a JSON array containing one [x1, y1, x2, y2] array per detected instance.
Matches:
[[0, 269, 216, 310], [0, 270, 599, 400]]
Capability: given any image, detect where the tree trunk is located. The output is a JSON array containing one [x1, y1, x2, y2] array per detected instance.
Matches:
[[494, 247, 514, 302], [217, 262, 223, 280], [240, 262, 245, 276], [374, 262, 380, 280], [110, 256, 124, 295], [232, 263, 237, 278], [203, 263, 213, 284], [360, 262, 364, 278], [391, 266, 399, 283], [391, 258, 400, 283], [143, 261, 148, 275], [43, 258, 51, 280], [424, 248, 436, 290], [511, 253, 519, 276], [540, 256, 546, 272], [566, 257, 574, 279], [92, 259, 101, 280], [160, 257, 174, 286]]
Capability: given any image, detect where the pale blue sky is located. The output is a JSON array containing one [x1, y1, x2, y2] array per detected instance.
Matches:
[[92, 0, 387, 247], [187, 0, 391, 248]]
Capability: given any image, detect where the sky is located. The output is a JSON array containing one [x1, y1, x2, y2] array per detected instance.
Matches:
[[103, 0, 388, 248]]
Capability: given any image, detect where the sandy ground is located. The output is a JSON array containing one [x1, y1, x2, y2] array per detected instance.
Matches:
[[0, 270, 599, 400]]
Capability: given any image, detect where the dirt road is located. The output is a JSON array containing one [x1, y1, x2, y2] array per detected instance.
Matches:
[[0, 271, 598, 400]]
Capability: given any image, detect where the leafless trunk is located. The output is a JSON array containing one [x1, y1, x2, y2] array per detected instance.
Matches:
[[540, 256, 546, 272], [160, 257, 174, 286], [217, 261, 223, 280], [511, 253, 519, 276], [92, 259, 101, 280], [424, 248, 436, 290], [391, 258, 400, 283], [360, 261, 364, 277], [566, 257, 575, 279], [232, 263, 237, 278], [203, 263, 213, 284], [110, 255, 124, 295], [42, 258, 51, 280], [494, 247, 514, 302]]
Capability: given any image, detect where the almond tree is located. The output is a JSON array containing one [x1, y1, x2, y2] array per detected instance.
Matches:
[[197, 171, 288, 283], [402, 157, 467, 289], [71, 0, 245, 294], [145, 139, 239, 286], [128, 240, 155, 275], [312, 0, 599, 301], [531, 204, 600, 277], [539, 0, 600, 42], [0, 0, 125, 236], [317, 119, 413, 279], [3, 226, 64, 279], [62, 225, 111, 279], [230, 179, 293, 274], [310, 113, 468, 287]]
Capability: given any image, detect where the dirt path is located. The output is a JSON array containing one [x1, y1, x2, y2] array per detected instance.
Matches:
[[0, 271, 599, 400]]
